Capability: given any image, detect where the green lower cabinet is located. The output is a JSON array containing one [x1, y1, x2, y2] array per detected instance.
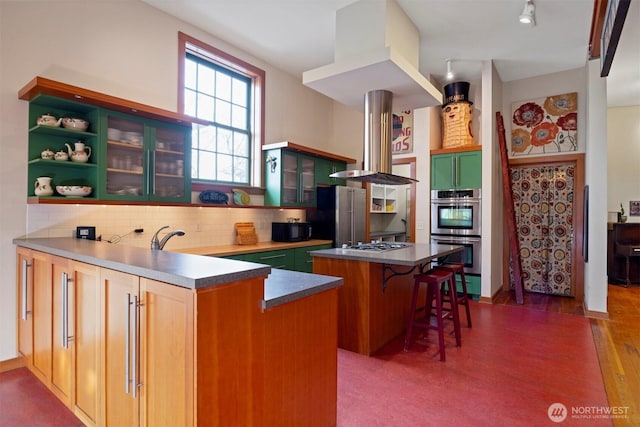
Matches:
[[457, 274, 481, 299], [223, 244, 332, 272], [293, 244, 332, 272], [243, 249, 295, 270]]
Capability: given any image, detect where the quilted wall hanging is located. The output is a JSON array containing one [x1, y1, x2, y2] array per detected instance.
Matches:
[[510, 92, 578, 156]]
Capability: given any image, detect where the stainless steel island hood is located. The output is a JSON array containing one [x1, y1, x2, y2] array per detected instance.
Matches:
[[330, 89, 418, 185], [302, 0, 443, 185]]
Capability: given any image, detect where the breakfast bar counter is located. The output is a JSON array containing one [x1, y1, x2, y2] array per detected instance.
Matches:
[[311, 242, 463, 355]]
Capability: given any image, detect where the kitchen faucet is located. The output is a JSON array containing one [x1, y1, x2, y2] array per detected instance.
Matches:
[[150, 225, 186, 250]]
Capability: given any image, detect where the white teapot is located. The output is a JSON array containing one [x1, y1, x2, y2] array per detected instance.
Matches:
[[65, 141, 91, 163], [37, 113, 62, 127]]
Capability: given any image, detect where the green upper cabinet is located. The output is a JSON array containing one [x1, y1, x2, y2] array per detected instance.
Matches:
[[315, 157, 347, 187], [263, 141, 356, 208], [20, 77, 194, 204], [264, 149, 316, 207], [99, 110, 191, 202], [431, 149, 482, 190], [26, 95, 101, 199]]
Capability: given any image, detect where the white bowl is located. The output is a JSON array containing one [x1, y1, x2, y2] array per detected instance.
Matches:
[[56, 185, 92, 197], [62, 118, 89, 132]]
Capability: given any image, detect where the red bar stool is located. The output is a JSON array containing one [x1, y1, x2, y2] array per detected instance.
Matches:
[[434, 262, 472, 328], [403, 269, 461, 362]]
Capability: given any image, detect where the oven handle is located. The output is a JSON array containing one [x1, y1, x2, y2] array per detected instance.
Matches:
[[431, 198, 481, 204], [431, 235, 481, 244]]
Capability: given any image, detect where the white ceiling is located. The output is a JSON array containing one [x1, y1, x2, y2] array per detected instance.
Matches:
[[143, 0, 639, 107]]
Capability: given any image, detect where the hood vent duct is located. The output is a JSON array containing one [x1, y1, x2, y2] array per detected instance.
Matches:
[[329, 90, 417, 185]]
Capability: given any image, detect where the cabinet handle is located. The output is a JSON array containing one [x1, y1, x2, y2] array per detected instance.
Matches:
[[149, 151, 156, 196], [21, 259, 31, 321], [61, 273, 73, 349], [258, 254, 286, 260], [125, 293, 131, 395], [132, 295, 141, 398]]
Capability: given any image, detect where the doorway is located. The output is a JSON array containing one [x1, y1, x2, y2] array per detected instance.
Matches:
[[508, 154, 585, 300]]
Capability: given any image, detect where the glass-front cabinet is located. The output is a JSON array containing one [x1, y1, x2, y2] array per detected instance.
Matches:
[[264, 148, 316, 207], [100, 111, 191, 202]]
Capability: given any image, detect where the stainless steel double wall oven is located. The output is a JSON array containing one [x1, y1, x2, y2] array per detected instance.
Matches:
[[430, 189, 481, 275]]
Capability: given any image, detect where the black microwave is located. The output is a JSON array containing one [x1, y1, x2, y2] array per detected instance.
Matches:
[[272, 222, 312, 242]]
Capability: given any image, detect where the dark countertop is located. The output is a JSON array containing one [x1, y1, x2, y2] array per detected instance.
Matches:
[[13, 238, 343, 307], [310, 242, 464, 267]]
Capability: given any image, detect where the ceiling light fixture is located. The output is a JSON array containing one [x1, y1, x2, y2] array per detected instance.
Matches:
[[446, 59, 454, 80], [519, 0, 536, 25]]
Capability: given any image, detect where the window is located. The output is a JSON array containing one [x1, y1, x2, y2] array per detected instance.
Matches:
[[179, 32, 265, 187]]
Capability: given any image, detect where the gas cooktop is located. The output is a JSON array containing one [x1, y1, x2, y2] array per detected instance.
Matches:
[[343, 242, 408, 252]]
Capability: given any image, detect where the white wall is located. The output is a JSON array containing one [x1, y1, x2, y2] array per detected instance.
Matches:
[[607, 106, 640, 222], [584, 59, 609, 314], [481, 60, 505, 300], [0, 1, 354, 361]]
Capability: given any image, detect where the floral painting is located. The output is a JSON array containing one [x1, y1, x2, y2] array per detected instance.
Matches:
[[510, 92, 577, 156]]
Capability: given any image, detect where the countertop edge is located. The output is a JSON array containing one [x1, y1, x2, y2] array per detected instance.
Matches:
[[262, 269, 343, 310]]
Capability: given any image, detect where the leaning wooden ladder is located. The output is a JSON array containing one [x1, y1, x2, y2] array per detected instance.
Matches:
[[496, 112, 524, 304]]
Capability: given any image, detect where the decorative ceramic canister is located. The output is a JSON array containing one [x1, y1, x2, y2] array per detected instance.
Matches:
[[54, 150, 69, 161], [41, 148, 54, 160], [34, 176, 54, 196]]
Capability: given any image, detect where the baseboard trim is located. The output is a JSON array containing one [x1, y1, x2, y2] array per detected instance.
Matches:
[[583, 302, 609, 320], [0, 356, 26, 373]]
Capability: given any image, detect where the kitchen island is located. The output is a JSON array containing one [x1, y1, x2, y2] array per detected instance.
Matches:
[[311, 243, 463, 355], [14, 238, 342, 426]]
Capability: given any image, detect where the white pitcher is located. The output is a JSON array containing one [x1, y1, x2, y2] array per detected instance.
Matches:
[[34, 177, 54, 196], [66, 141, 91, 163]]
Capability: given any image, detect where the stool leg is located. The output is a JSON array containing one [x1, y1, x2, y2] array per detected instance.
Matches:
[[433, 282, 446, 362], [404, 280, 421, 351], [457, 269, 472, 328], [446, 275, 462, 347]]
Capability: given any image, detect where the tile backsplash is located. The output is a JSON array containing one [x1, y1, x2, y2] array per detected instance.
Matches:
[[25, 204, 307, 250]]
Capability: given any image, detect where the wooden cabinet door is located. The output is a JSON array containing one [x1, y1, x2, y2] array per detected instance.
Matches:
[[70, 261, 101, 426], [31, 251, 52, 384], [16, 247, 33, 366], [51, 255, 72, 406], [139, 278, 193, 427], [101, 268, 139, 427]]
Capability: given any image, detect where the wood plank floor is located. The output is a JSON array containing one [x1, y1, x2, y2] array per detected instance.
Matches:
[[590, 285, 640, 427]]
